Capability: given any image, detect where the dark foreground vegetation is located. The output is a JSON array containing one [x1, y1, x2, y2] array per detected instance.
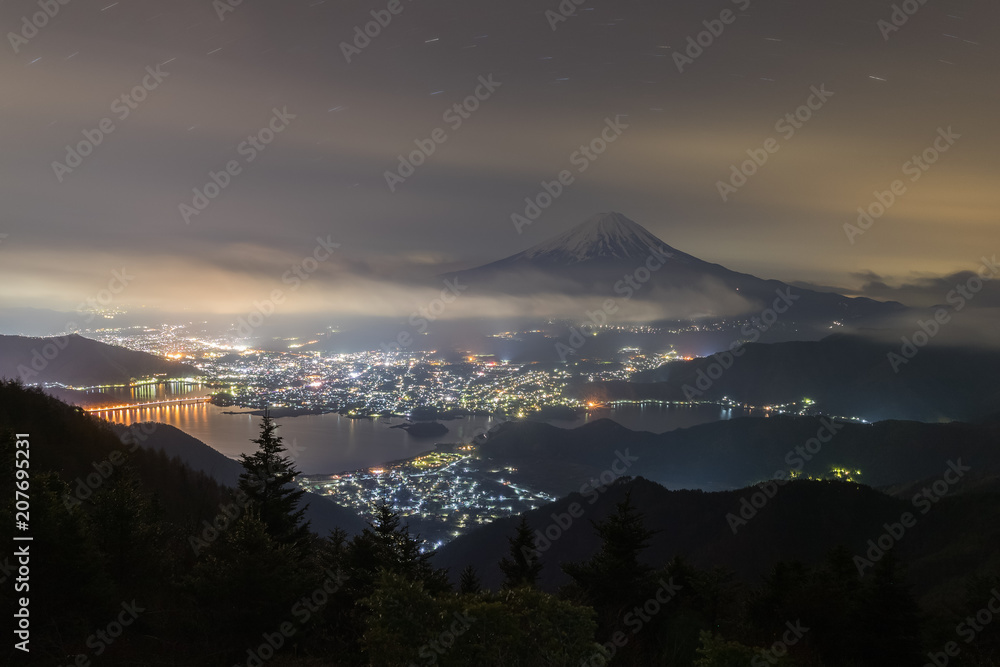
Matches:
[[1, 380, 998, 665]]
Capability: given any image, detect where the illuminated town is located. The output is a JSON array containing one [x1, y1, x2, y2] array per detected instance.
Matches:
[[300, 448, 557, 548], [77, 322, 683, 417], [58, 322, 869, 549]]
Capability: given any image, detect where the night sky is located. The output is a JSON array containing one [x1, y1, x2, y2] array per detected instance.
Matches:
[[1, 0, 997, 318]]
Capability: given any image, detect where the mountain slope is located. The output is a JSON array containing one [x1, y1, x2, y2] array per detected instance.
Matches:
[[0, 380, 229, 536], [483, 212, 695, 266], [433, 476, 1000, 607], [474, 415, 1000, 496], [0, 333, 201, 386], [111, 421, 368, 536], [448, 212, 902, 322], [611, 333, 1000, 422]]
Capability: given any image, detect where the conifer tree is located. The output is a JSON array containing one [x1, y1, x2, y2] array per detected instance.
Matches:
[[563, 491, 656, 605], [346, 502, 448, 594], [499, 515, 542, 589], [237, 410, 310, 545], [563, 491, 658, 656], [460, 564, 482, 594]]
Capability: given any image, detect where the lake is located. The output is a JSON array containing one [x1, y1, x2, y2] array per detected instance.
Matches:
[[89, 385, 749, 475]]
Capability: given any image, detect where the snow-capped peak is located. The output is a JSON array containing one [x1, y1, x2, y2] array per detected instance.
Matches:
[[518, 212, 673, 263]]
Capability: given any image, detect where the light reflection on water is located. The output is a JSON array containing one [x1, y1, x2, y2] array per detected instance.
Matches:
[[97, 398, 747, 475]]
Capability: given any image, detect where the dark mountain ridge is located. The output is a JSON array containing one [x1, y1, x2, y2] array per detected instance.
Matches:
[[110, 421, 367, 536], [605, 332, 1000, 422], [0, 333, 201, 386], [476, 414, 1000, 496], [434, 475, 1000, 609]]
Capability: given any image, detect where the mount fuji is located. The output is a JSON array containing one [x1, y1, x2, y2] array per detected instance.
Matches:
[[448, 212, 902, 323], [494, 212, 689, 265]]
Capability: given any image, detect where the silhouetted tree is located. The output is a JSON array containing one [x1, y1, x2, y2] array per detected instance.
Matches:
[[315, 503, 449, 660], [460, 565, 482, 594], [350, 503, 440, 582], [499, 515, 542, 589], [185, 512, 317, 654], [237, 410, 311, 545], [853, 553, 923, 665], [362, 571, 601, 666], [564, 491, 656, 609], [563, 493, 661, 664], [88, 464, 167, 599], [0, 469, 111, 659]]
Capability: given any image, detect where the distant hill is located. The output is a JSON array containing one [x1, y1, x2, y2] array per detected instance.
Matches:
[[0, 381, 365, 541], [110, 422, 245, 485], [0, 333, 201, 386], [0, 380, 228, 533], [433, 476, 1000, 608], [476, 415, 1000, 496], [110, 421, 368, 536], [590, 333, 1000, 422], [0, 380, 372, 662]]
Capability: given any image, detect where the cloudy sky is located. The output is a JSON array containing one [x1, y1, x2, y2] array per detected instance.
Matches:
[[0, 0, 997, 318]]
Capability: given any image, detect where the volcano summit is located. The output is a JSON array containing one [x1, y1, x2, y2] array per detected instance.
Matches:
[[448, 212, 901, 324]]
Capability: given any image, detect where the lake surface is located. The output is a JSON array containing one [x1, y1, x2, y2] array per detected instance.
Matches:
[[95, 397, 749, 476], [83, 381, 212, 403]]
